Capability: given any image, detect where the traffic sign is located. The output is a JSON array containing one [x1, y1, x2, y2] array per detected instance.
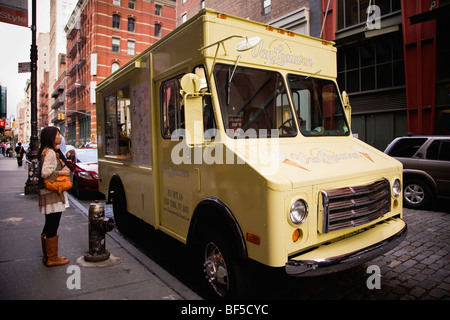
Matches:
[[18, 62, 31, 73]]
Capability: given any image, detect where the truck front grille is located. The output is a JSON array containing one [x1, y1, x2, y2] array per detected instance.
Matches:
[[319, 179, 391, 233]]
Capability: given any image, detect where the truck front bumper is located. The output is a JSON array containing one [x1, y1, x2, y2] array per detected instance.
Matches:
[[286, 218, 407, 277]]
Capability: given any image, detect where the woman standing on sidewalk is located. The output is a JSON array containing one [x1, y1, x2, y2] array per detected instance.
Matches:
[[38, 126, 70, 267]]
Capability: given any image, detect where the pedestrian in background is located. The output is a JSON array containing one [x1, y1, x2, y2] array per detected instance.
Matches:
[[57, 134, 67, 165], [15, 142, 25, 166], [5, 142, 10, 157], [38, 126, 70, 267]]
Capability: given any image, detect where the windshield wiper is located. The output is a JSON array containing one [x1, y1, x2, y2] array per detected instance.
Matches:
[[305, 69, 321, 79]]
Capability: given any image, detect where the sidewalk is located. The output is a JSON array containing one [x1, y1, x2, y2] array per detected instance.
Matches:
[[0, 156, 201, 300]]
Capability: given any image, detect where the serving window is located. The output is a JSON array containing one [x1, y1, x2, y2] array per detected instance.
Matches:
[[104, 86, 132, 157]]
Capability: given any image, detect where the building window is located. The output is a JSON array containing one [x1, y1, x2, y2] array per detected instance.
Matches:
[[128, 0, 135, 9], [201, 0, 205, 9], [68, 121, 76, 145], [263, 0, 271, 15], [79, 115, 91, 144], [182, 13, 187, 23], [155, 4, 162, 15], [113, 0, 121, 6], [128, 17, 135, 32], [377, 0, 401, 15], [104, 87, 132, 156], [113, 14, 120, 29], [112, 37, 120, 53], [112, 62, 120, 73], [338, 0, 401, 30], [337, 34, 405, 93], [155, 23, 161, 38], [127, 40, 135, 55]]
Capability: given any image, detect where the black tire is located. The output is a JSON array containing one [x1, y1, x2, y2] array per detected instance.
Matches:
[[403, 178, 432, 209], [111, 182, 130, 233], [72, 178, 80, 198], [199, 228, 249, 299]]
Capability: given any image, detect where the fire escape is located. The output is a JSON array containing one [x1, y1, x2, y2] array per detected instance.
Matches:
[[66, 13, 87, 117], [51, 76, 66, 125]]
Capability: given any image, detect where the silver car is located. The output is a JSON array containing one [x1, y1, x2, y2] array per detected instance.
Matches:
[[384, 136, 450, 209]]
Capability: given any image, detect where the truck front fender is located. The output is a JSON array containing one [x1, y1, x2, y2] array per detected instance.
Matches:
[[188, 197, 248, 260]]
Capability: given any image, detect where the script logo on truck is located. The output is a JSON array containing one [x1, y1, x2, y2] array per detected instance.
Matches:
[[251, 39, 313, 68]]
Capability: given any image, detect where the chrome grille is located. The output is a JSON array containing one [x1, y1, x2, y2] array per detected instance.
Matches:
[[319, 179, 391, 233]]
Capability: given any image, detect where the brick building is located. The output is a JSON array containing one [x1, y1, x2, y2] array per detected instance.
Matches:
[[49, 0, 77, 136], [37, 32, 50, 132], [38, 71, 50, 129], [65, 0, 176, 146], [176, 0, 311, 34], [51, 53, 68, 131]]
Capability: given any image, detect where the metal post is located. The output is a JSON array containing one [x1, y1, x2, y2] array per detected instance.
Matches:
[[25, 0, 39, 194]]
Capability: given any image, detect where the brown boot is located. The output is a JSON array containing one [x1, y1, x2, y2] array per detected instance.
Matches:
[[45, 235, 69, 267], [41, 233, 66, 264]]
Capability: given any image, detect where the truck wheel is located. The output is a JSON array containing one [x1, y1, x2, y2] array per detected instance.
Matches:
[[200, 228, 248, 298], [111, 183, 129, 233], [403, 178, 432, 209]]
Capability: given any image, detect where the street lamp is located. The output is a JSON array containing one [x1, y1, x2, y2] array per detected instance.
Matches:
[[24, 0, 39, 195]]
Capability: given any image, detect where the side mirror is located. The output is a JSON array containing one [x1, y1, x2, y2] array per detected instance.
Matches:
[[342, 91, 351, 128], [181, 73, 204, 146]]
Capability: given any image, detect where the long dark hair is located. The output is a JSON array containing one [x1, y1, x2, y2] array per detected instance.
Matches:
[[38, 126, 60, 160]]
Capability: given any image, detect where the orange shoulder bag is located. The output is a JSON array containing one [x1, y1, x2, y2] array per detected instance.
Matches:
[[42, 148, 72, 194]]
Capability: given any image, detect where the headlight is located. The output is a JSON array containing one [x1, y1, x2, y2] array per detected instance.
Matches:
[[392, 179, 401, 197], [79, 171, 95, 179], [290, 199, 308, 225]]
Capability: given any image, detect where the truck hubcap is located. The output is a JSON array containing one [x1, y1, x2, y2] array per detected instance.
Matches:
[[203, 242, 229, 297]]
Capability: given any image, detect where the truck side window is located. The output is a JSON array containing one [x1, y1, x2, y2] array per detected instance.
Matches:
[[161, 76, 184, 138], [104, 86, 132, 157], [194, 65, 217, 140], [288, 75, 350, 136], [161, 67, 216, 140]]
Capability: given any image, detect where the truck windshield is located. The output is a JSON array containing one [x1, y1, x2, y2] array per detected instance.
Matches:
[[288, 74, 350, 136], [214, 63, 296, 138]]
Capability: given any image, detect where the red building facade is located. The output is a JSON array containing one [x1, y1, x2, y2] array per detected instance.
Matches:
[[38, 71, 50, 130], [176, 0, 309, 26], [401, 0, 450, 135], [65, 0, 176, 146]]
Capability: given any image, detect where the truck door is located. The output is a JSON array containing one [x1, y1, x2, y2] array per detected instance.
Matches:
[[156, 74, 200, 239]]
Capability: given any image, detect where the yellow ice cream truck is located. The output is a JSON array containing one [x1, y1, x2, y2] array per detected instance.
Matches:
[[95, 9, 407, 298]]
